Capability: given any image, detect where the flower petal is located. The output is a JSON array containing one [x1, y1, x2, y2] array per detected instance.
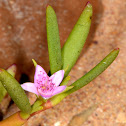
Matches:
[[52, 86, 66, 96], [34, 65, 48, 88], [21, 82, 39, 95], [38, 85, 66, 99], [49, 70, 64, 86], [38, 89, 53, 99]]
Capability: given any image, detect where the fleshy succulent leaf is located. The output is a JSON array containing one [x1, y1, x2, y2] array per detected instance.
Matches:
[[60, 76, 70, 86], [32, 59, 38, 67], [65, 48, 120, 95], [0, 69, 31, 113], [7, 64, 17, 77], [0, 64, 17, 102], [46, 5, 62, 75], [0, 83, 6, 102], [31, 100, 43, 114], [50, 48, 119, 106], [62, 86, 74, 93], [61, 3, 92, 77]]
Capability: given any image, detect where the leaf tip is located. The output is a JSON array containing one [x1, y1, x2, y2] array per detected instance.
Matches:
[[32, 59, 37, 67], [86, 1, 91, 5], [7, 64, 17, 75], [46, 5, 52, 9], [46, 5, 50, 8], [114, 48, 120, 51], [85, 1, 92, 7], [113, 48, 120, 54], [0, 68, 3, 72]]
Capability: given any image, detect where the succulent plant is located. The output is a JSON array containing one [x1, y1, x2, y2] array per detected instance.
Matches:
[[0, 2, 119, 126]]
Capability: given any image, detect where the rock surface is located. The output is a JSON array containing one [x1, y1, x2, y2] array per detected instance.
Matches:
[[0, 0, 126, 126]]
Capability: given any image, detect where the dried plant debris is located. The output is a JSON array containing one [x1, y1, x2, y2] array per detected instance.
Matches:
[[68, 104, 97, 126]]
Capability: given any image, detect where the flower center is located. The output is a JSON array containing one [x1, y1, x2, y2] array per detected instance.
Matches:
[[37, 77, 56, 93]]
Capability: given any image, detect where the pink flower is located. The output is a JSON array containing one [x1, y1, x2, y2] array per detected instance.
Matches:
[[21, 65, 66, 99]]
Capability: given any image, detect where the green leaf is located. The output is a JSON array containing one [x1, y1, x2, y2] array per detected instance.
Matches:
[[60, 76, 70, 86], [0, 82, 6, 102], [66, 48, 120, 95], [0, 64, 17, 102], [0, 69, 31, 113], [62, 86, 74, 93], [46, 5, 62, 75], [32, 59, 37, 67], [7, 64, 17, 77], [50, 48, 119, 106], [31, 99, 43, 114], [61, 3, 92, 77]]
